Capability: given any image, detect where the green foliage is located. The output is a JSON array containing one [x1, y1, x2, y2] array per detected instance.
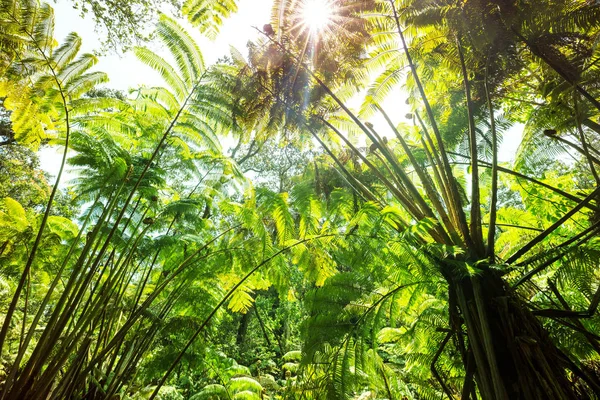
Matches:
[[182, 0, 238, 40], [67, 0, 179, 51], [131, 386, 184, 400], [0, 0, 108, 148], [1, 0, 600, 399]]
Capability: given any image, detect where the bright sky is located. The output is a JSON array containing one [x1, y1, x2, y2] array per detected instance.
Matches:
[[42, 0, 274, 177], [52, 0, 274, 90], [41, 0, 522, 180]]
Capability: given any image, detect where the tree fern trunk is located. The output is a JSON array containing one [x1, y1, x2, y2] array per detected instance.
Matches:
[[450, 269, 597, 399]]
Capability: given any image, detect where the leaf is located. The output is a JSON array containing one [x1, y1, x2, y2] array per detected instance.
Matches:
[[182, 0, 239, 40], [227, 283, 254, 314]]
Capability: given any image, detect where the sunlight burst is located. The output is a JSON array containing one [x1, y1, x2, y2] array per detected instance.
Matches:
[[301, 0, 334, 32]]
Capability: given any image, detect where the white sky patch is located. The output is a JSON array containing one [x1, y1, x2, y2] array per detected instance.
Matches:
[[42, 0, 273, 180], [52, 0, 274, 90], [41, 0, 522, 184]]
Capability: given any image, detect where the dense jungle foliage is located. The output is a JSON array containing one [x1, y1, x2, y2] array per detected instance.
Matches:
[[1, 0, 600, 398]]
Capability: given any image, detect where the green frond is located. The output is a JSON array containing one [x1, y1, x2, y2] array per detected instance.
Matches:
[[64, 71, 109, 98], [156, 14, 205, 85], [57, 52, 98, 85], [134, 46, 187, 100], [49, 32, 81, 70], [175, 113, 222, 152], [283, 350, 302, 362], [231, 391, 260, 400], [137, 86, 182, 113], [227, 376, 263, 394], [227, 282, 254, 313], [190, 384, 227, 400], [182, 0, 239, 40], [31, 3, 54, 52]]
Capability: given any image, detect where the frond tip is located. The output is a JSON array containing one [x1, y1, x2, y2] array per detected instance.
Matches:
[[182, 0, 239, 39]]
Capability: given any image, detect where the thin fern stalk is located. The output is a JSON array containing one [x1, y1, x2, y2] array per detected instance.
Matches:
[[574, 95, 600, 184], [17, 268, 30, 354], [513, 216, 600, 269], [28, 327, 98, 399], [106, 281, 189, 397], [380, 364, 394, 400], [15, 181, 126, 381], [22, 192, 103, 338], [130, 250, 161, 317], [106, 280, 189, 398], [8, 191, 128, 398], [359, 116, 441, 225], [582, 118, 600, 137], [12, 75, 206, 396], [547, 280, 600, 357], [90, 207, 151, 306], [307, 124, 384, 206], [429, 330, 455, 399], [319, 118, 425, 220], [148, 234, 340, 400], [377, 105, 461, 244], [75, 215, 149, 327], [417, 119, 458, 230], [550, 134, 600, 165], [511, 221, 600, 288], [256, 74, 386, 207], [453, 282, 495, 399], [449, 151, 600, 213], [124, 166, 219, 314], [80, 226, 241, 375], [387, 0, 472, 248], [414, 111, 449, 199], [69, 246, 117, 329], [506, 186, 600, 264], [84, 256, 142, 362], [50, 337, 92, 400], [0, 26, 72, 367], [319, 116, 417, 212], [509, 27, 600, 112], [49, 75, 206, 354], [365, 122, 447, 237], [370, 149, 410, 197], [257, 80, 382, 206], [65, 221, 154, 354], [460, 350, 477, 400], [127, 202, 186, 315], [485, 66, 499, 261], [254, 301, 274, 349], [414, 110, 456, 215], [456, 38, 485, 257], [317, 94, 433, 221]]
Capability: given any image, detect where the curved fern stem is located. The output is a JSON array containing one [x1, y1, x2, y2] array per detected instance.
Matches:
[[387, 0, 473, 250], [485, 64, 499, 261], [0, 16, 72, 378], [506, 186, 600, 264], [457, 37, 485, 258], [149, 234, 339, 400]]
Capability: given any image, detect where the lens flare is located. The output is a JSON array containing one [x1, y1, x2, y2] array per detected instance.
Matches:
[[301, 0, 334, 32]]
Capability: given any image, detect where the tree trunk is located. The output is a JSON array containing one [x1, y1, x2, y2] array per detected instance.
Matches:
[[449, 268, 600, 399], [236, 309, 252, 349]]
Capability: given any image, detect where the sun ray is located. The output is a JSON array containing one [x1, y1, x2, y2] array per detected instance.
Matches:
[[301, 0, 335, 33]]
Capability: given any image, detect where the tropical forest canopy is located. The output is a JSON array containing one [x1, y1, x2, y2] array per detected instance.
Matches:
[[1, 0, 600, 399]]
